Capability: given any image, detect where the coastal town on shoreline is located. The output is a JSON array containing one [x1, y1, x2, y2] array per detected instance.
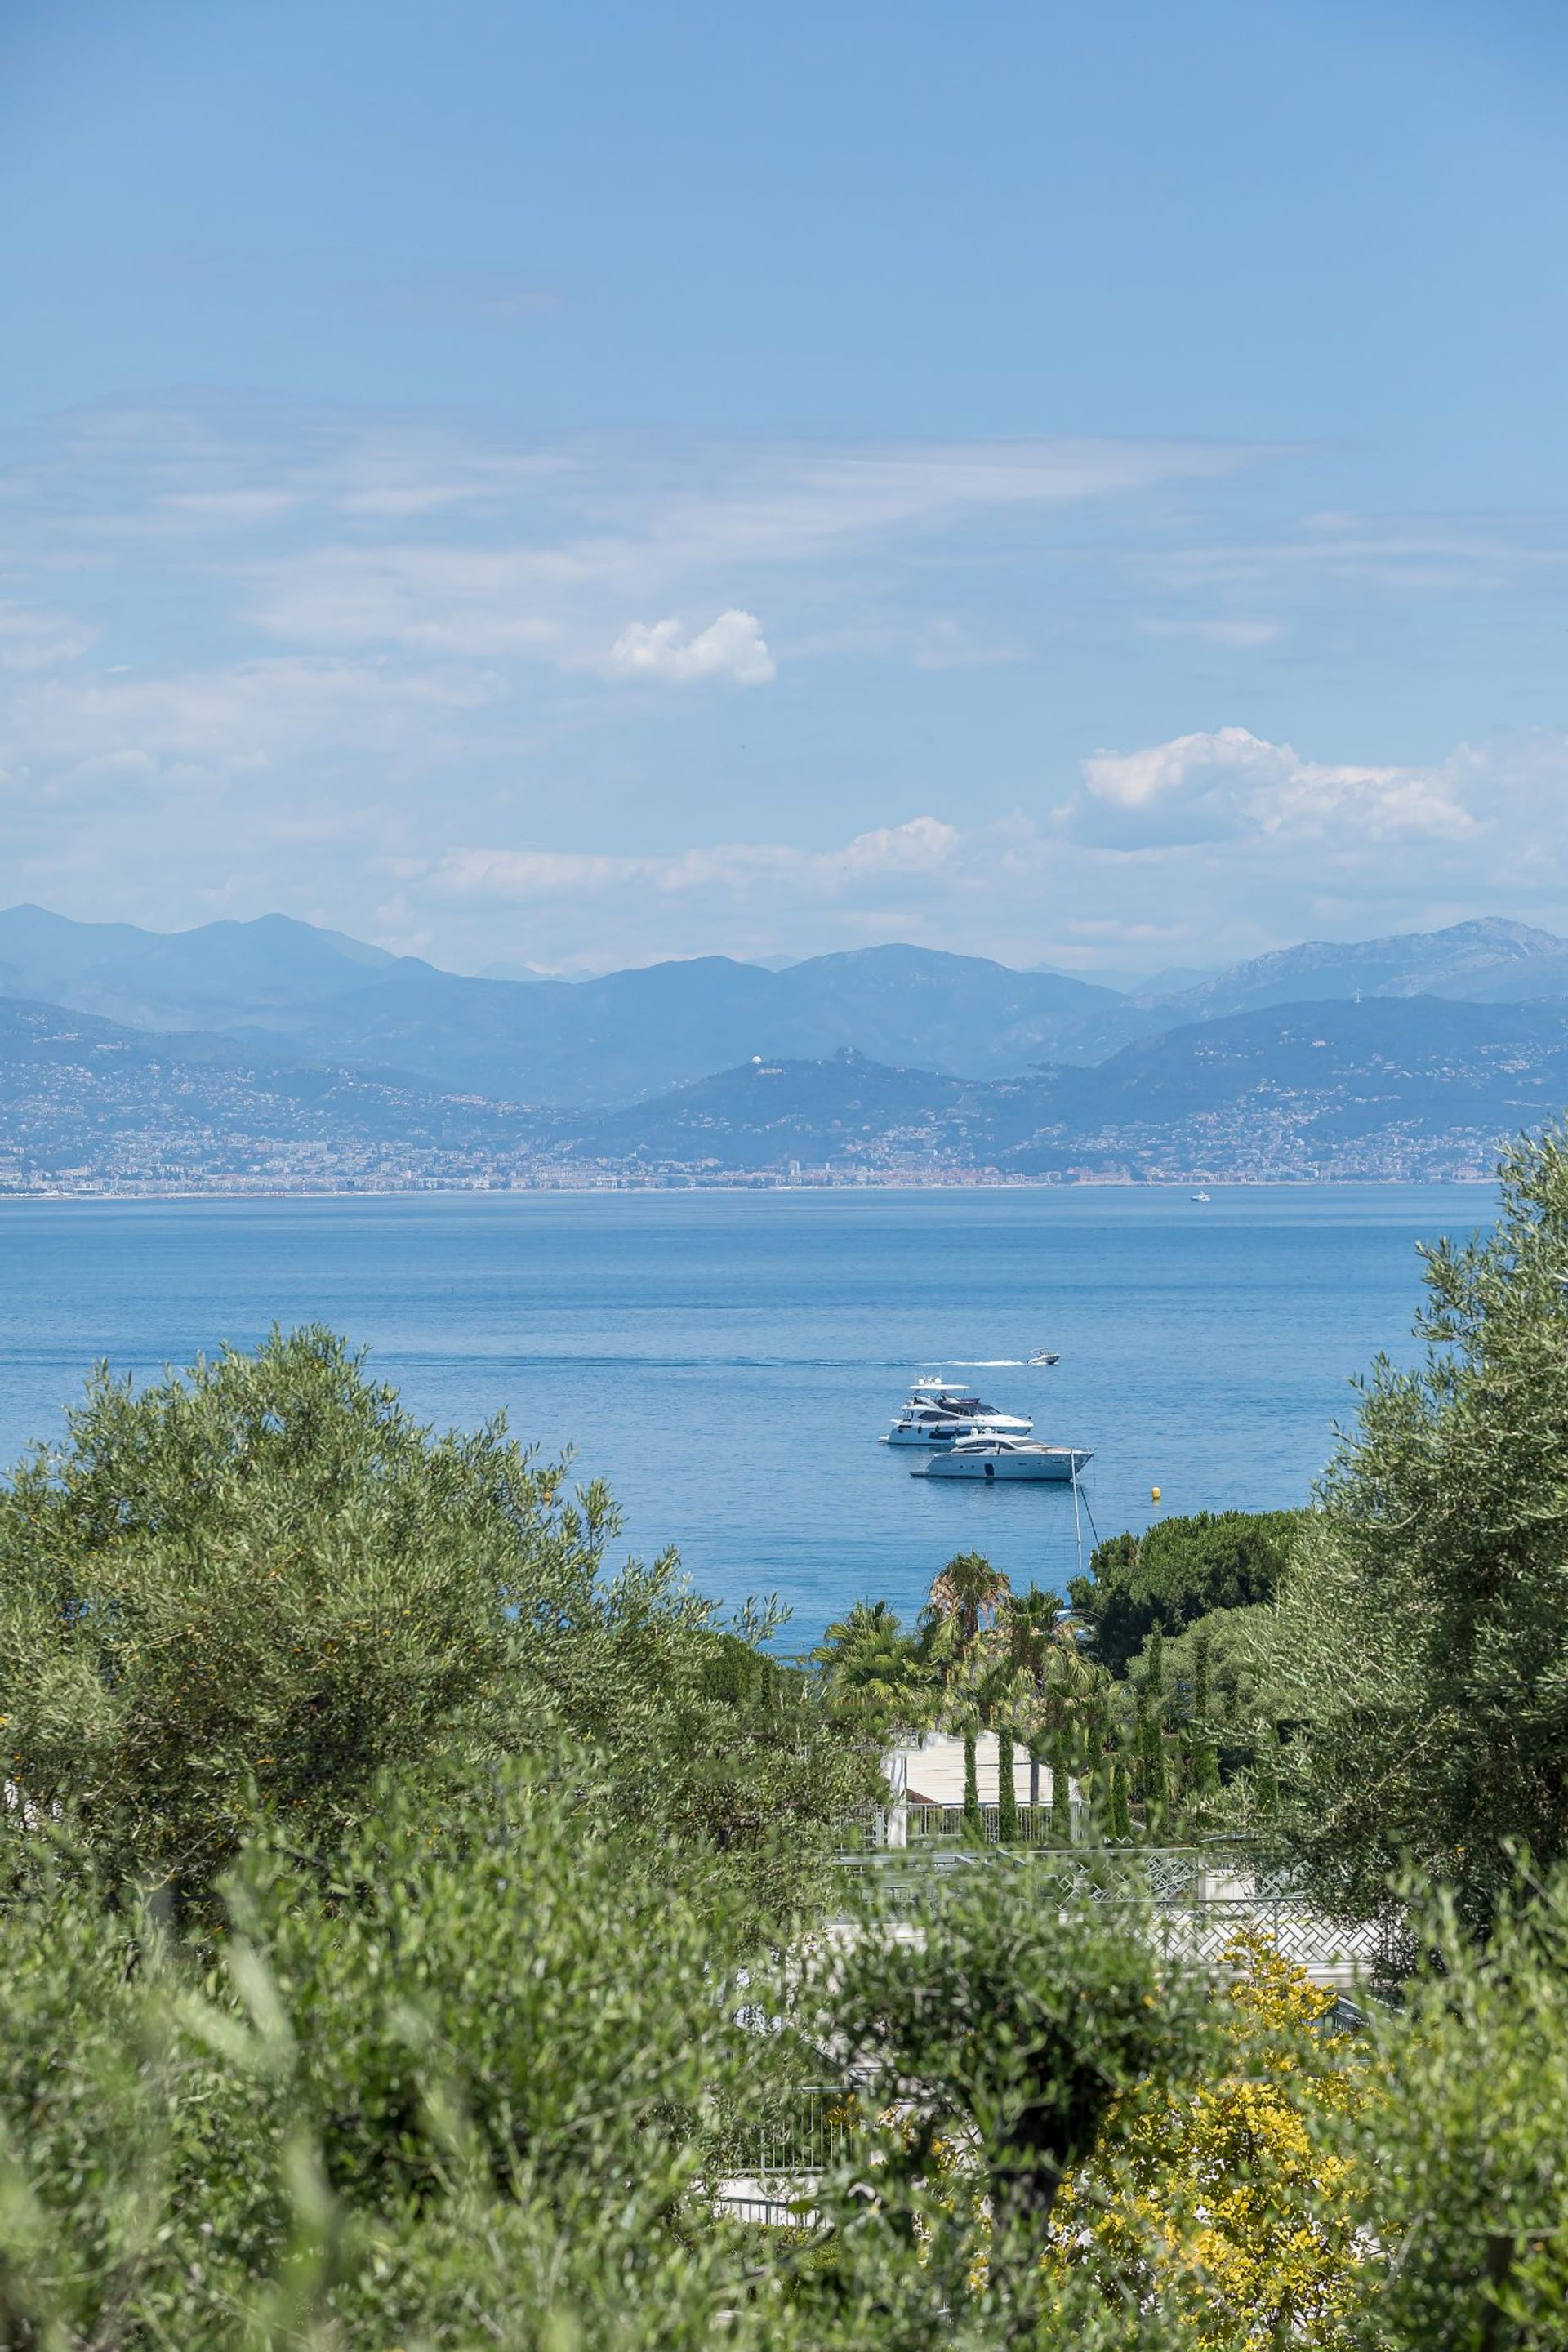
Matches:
[[0, 1141, 1500, 1199]]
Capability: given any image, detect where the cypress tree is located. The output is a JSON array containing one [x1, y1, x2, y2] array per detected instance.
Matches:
[[963, 1726, 982, 1841], [1191, 1726, 1221, 1801], [1109, 1750, 1132, 1842], [1216, 1658, 1240, 1726], [1192, 1626, 1212, 1725], [1188, 1627, 1219, 1802], [1135, 1681, 1164, 1793], [1050, 1731, 1072, 1843], [1144, 1729, 1169, 1835], [997, 1725, 1018, 1843]]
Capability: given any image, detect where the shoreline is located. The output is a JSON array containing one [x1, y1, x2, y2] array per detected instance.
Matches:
[[0, 1172, 1501, 1205]]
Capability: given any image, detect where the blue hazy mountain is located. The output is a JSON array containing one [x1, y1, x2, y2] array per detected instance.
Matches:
[[0, 910, 1119, 1099], [1001, 995, 1568, 1174], [8, 990, 1568, 1181], [1148, 916, 1568, 1017], [561, 1045, 975, 1163], [0, 905, 433, 1034], [1037, 918, 1568, 1065], [11, 906, 1568, 1124], [562, 997, 1568, 1178], [235, 943, 1122, 1105]]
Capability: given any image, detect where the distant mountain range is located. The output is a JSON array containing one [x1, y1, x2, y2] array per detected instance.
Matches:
[[0, 903, 432, 1034], [0, 907, 1116, 1101], [6, 903, 1568, 1186], [560, 998, 1568, 1180]]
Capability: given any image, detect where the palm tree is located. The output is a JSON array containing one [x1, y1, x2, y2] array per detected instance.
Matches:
[[999, 1584, 1109, 1838], [999, 1586, 1091, 1795], [925, 1551, 1011, 1653], [813, 1599, 933, 1742], [923, 1552, 1011, 1833]]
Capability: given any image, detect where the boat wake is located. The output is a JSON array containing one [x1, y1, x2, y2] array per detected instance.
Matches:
[[926, 1357, 1027, 1368]]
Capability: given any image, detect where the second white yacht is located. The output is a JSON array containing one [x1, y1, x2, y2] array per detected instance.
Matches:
[[882, 1376, 1033, 1448], [913, 1434, 1094, 1481]]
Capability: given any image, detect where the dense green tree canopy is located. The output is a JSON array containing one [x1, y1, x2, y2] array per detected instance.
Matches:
[[0, 1327, 868, 1908], [1270, 1126, 1568, 1934], [1070, 1508, 1302, 1679]]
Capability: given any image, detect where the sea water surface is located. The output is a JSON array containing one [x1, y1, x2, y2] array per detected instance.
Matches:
[[0, 1186, 1492, 1646]]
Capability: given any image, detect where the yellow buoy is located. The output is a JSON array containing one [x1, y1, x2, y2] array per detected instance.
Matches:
[[1151, 1486, 1162, 1504]]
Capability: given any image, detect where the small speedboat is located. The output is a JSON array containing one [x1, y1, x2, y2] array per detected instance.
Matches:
[[1192, 1189, 1211, 1202], [912, 1433, 1093, 1482], [1027, 1348, 1060, 1366]]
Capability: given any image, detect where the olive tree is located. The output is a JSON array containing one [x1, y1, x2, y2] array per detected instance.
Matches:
[[0, 1327, 866, 1908], [1270, 1125, 1568, 1934]]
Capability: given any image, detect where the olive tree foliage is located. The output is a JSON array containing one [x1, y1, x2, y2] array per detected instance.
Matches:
[[0, 1770, 1228, 2352], [1267, 1125, 1568, 1933], [1346, 1867, 1568, 2352], [0, 1329, 869, 1906], [0, 1762, 780, 2351], [798, 1859, 1216, 2339], [12, 1744, 1565, 2352]]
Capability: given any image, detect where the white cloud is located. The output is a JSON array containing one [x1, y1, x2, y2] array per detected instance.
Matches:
[[604, 608, 776, 686], [0, 603, 96, 672], [1071, 726, 1477, 847], [1081, 725, 1290, 812], [207, 421, 1271, 674], [828, 816, 960, 876], [436, 816, 960, 903], [0, 657, 497, 790], [1138, 617, 1282, 647]]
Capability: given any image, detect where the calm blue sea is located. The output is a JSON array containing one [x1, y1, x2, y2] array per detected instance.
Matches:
[[0, 1186, 1490, 1646]]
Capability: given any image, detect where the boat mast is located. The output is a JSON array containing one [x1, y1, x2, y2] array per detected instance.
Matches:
[[1069, 1456, 1085, 1585]]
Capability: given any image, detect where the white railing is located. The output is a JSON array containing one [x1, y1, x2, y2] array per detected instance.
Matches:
[[830, 1842, 1392, 1974]]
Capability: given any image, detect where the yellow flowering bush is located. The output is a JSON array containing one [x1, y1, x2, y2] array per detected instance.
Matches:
[[1045, 1931, 1369, 2347]]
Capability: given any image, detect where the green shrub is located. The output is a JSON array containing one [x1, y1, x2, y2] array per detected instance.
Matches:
[[1069, 1509, 1302, 1679], [1345, 1869, 1568, 2348], [0, 1766, 1235, 2351], [0, 1328, 870, 1918]]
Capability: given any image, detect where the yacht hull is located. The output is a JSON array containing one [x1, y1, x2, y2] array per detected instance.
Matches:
[[884, 1414, 1033, 1446], [913, 1446, 1092, 1482]]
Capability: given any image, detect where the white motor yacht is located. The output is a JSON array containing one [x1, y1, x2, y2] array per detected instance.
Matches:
[[1027, 1348, 1060, 1366], [912, 1433, 1093, 1482], [883, 1378, 1033, 1448]]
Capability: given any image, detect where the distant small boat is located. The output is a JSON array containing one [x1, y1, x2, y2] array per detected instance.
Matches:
[[1027, 1348, 1060, 1366], [913, 1434, 1093, 1482], [1191, 1190, 1211, 1202]]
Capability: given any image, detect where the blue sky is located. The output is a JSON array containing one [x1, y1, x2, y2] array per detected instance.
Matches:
[[2, 0, 1567, 977]]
